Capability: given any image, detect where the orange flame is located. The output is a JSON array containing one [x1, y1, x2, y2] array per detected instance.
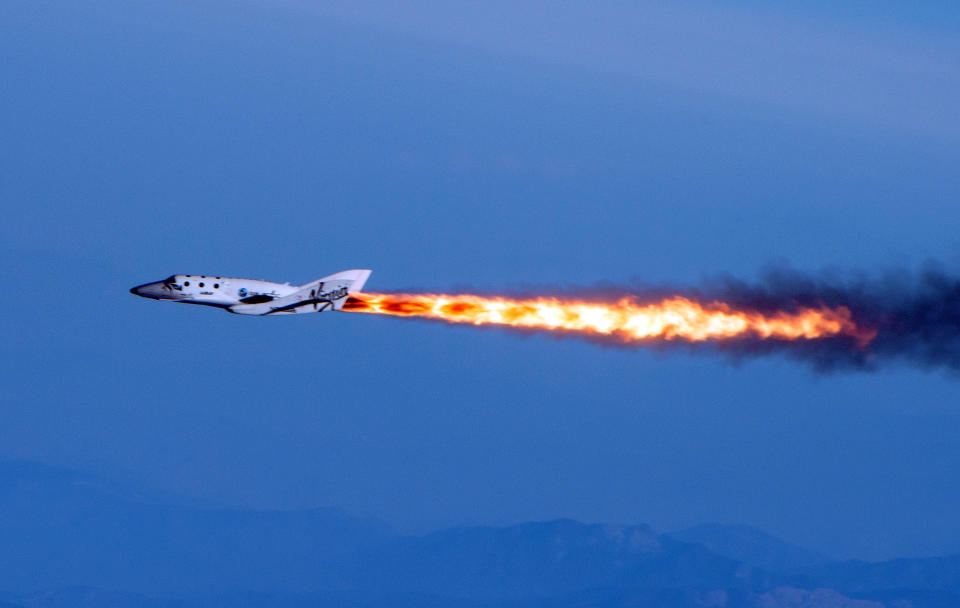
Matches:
[[343, 293, 877, 345]]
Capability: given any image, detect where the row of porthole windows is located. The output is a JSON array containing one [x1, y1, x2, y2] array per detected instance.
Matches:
[[183, 281, 220, 289]]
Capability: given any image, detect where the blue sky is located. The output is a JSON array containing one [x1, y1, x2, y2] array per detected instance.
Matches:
[[2, 0, 959, 560]]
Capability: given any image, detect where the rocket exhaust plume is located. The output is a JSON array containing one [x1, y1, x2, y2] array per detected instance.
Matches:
[[343, 266, 960, 371], [345, 294, 870, 343]]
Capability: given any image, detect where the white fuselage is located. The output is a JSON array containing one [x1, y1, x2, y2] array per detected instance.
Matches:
[[132, 275, 297, 307], [130, 269, 371, 316]]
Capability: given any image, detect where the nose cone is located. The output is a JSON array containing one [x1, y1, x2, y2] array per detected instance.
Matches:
[[130, 281, 169, 299]]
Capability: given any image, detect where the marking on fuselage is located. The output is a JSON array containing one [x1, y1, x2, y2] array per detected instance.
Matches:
[[262, 287, 348, 316]]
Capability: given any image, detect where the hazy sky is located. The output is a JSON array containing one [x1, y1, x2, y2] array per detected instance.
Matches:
[[2, 0, 959, 561]]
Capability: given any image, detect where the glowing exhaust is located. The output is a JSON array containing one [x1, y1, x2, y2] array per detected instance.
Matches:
[[344, 293, 875, 346]]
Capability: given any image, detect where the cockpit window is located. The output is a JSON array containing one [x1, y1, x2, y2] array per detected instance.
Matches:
[[160, 275, 184, 291]]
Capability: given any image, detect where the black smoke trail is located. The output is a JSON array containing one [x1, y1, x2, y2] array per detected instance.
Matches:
[[683, 265, 960, 371]]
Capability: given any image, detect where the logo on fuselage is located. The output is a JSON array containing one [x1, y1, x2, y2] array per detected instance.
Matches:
[[318, 286, 349, 301]]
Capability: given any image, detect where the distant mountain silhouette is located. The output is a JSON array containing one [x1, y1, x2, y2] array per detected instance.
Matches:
[[667, 523, 828, 573], [1, 587, 488, 608], [498, 586, 888, 608], [0, 586, 902, 608], [354, 519, 775, 599], [0, 460, 393, 594], [800, 554, 960, 595], [3, 459, 960, 607], [0, 586, 888, 608]]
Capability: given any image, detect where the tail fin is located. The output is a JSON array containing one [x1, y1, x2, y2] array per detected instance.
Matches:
[[296, 269, 372, 312], [314, 269, 372, 294]]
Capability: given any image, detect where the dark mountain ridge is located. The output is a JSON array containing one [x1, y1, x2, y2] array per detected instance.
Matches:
[[667, 523, 829, 573], [354, 519, 774, 599], [0, 460, 393, 594], [2, 459, 960, 607]]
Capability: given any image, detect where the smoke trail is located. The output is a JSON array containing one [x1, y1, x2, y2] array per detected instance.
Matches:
[[702, 266, 960, 371], [343, 266, 960, 372]]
